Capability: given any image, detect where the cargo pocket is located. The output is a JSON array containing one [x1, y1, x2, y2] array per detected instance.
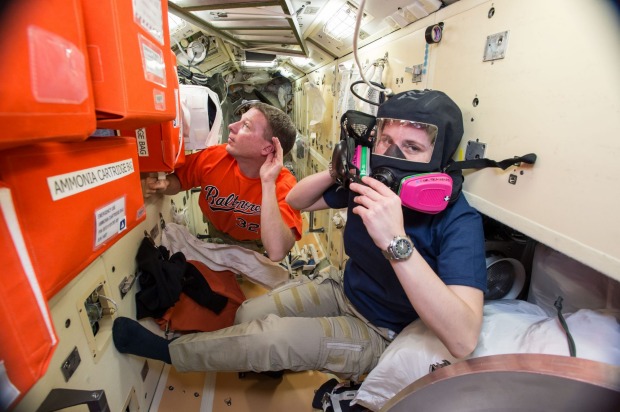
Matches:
[[317, 337, 367, 381]]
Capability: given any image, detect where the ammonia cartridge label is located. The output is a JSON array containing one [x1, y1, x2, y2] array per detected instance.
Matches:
[[47, 159, 135, 201]]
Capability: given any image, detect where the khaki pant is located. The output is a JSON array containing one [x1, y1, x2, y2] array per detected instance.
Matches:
[[206, 221, 265, 254], [169, 268, 390, 381]]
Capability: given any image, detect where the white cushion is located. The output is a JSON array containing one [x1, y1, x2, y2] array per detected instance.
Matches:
[[353, 300, 620, 411]]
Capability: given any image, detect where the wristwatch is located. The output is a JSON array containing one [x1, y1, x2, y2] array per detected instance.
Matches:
[[382, 236, 414, 261]]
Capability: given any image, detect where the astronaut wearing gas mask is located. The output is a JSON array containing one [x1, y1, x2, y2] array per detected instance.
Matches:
[[330, 88, 467, 214], [286, 89, 487, 365]]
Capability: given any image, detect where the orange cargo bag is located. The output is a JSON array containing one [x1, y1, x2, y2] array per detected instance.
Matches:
[[156, 261, 246, 333], [120, 51, 185, 173], [0, 0, 96, 149], [81, 0, 176, 129], [122, 117, 185, 173], [0, 184, 58, 410], [0, 137, 146, 299]]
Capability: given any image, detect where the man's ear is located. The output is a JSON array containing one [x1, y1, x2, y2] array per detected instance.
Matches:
[[261, 141, 275, 155]]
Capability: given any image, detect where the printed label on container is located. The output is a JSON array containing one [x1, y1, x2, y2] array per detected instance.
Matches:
[[173, 88, 180, 127], [133, 0, 164, 45], [94, 197, 127, 248], [136, 128, 149, 156], [153, 89, 166, 111], [139, 34, 166, 87], [47, 159, 135, 201]]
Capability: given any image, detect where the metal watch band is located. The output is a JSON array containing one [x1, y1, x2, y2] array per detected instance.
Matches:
[[382, 235, 414, 260]]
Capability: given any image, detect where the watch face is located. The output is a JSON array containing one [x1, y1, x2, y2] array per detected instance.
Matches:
[[394, 238, 413, 258], [383, 236, 414, 260]]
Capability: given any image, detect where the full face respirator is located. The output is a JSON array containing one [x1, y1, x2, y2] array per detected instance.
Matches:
[[331, 90, 461, 214], [362, 117, 455, 214], [330, 90, 536, 214]]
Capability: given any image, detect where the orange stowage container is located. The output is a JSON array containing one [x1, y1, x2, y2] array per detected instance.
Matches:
[[0, 0, 96, 149], [0, 137, 146, 299], [121, 117, 185, 173], [81, 0, 176, 129], [121, 51, 185, 173], [0, 184, 58, 410]]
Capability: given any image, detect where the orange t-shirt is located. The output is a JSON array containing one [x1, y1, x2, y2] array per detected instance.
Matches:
[[174, 144, 302, 241]]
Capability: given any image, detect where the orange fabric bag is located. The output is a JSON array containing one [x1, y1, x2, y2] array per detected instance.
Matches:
[[0, 0, 96, 149], [0, 184, 57, 409], [120, 51, 185, 173], [0, 137, 146, 299], [156, 260, 246, 333], [81, 0, 176, 129]]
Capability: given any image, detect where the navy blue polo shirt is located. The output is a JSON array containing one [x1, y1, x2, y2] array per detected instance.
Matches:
[[323, 185, 487, 334]]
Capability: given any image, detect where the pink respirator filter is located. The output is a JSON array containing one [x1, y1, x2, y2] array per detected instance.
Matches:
[[399, 173, 453, 214]]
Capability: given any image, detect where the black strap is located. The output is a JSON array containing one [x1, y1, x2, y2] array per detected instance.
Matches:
[[444, 153, 537, 173], [554, 296, 577, 357]]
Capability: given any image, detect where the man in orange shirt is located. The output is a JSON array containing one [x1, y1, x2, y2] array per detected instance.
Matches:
[[144, 102, 301, 261]]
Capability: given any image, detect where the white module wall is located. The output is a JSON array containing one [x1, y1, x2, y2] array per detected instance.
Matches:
[[295, 0, 620, 281], [14, 197, 175, 412]]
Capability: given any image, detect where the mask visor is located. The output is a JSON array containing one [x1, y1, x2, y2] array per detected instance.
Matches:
[[374, 118, 438, 164]]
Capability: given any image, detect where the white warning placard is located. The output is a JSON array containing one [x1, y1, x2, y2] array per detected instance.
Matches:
[[47, 159, 134, 201], [94, 197, 127, 248], [139, 34, 166, 87], [133, 0, 164, 45]]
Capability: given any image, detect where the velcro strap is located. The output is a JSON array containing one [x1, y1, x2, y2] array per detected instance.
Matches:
[[444, 153, 537, 172]]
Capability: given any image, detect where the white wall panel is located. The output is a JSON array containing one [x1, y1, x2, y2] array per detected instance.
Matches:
[[14, 196, 174, 411], [429, 0, 620, 279], [297, 0, 620, 281]]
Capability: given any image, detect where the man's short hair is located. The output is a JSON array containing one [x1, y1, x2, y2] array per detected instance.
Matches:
[[250, 102, 297, 155]]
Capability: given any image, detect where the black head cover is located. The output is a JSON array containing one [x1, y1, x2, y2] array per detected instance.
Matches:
[[374, 89, 465, 204], [375, 89, 464, 172]]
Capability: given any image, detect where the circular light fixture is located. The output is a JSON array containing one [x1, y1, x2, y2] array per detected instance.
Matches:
[[187, 40, 207, 64]]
